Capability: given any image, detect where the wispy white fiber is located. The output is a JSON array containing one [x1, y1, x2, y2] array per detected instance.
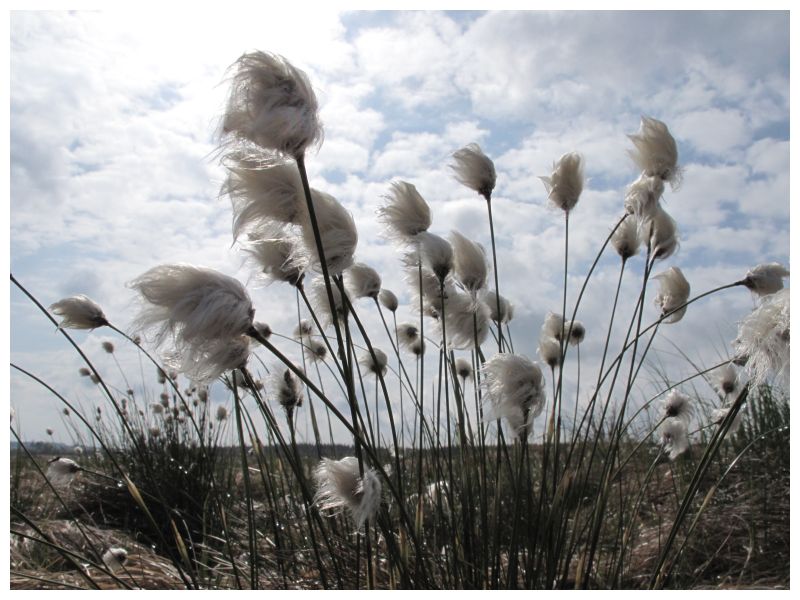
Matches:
[[540, 152, 584, 213], [50, 295, 108, 330], [653, 266, 690, 324], [481, 353, 546, 439], [313, 456, 382, 529], [450, 143, 497, 200]]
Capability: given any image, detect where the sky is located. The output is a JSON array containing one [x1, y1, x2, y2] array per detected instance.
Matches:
[[7, 9, 791, 447]]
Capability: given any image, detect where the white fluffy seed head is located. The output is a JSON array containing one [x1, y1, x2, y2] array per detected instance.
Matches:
[[102, 547, 128, 572], [563, 320, 585, 346], [483, 290, 514, 324], [168, 335, 252, 385], [653, 266, 691, 324], [542, 312, 565, 340], [743, 263, 790, 297], [293, 189, 358, 276], [293, 319, 315, 339], [274, 368, 304, 416], [481, 353, 546, 439], [711, 405, 744, 432], [662, 389, 693, 425], [538, 335, 562, 369], [628, 116, 681, 187], [49, 295, 108, 330], [378, 288, 399, 312], [661, 417, 689, 460], [455, 357, 473, 380], [359, 348, 388, 377], [313, 456, 381, 529], [46, 457, 80, 487], [242, 229, 306, 287], [310, 278, 348, 327], [346, 263, 382, 300], [223, 152, 306, 239], [450, 143, 497, 200], [216, 405, 228, 421], [640, 204, 678, 261], [437, 291, 490, 350], [305, 338, 327, 362], [450, 230, 488, 294], [715, 362, 739, 396], [129, 264, 254, 347], [416, 232, 454, 283], [540, 152, 584, 213], [377, 181, 432, 243], [612, 215, 641, 260], [397, 322, 420, 351], [624, 173, 665, 219], [733, 288, 790, 387], [220, 51, 322, 158]]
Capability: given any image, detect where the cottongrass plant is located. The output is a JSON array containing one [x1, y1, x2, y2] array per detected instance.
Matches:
[[11, 51, 790, 591]]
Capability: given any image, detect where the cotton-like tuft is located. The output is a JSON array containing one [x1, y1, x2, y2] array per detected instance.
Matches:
[[743, 263, 790, 297], [50, 295, 108, 330], [243, 229, 305, 287], [313, 456, 382, 528], [538, 335, 562, 369], [640, 204, 678, 261], [223, 151, 306, 241], [359, 348, 388, 377], [483, 290, 514, 324], [733, 288, 790, 386], [450, 143, 496, 200], [274, 368, 304, 417], [662, 389, 693, 426], [624, 173, 665, 218], [346, 263, 382, 300], [661, 417, 689, 460], [628, 116, 681, 186], [437, 291, 490, 350], [310, 278, 349, 327], [481, 353, 546, 439], [455, 357, 473, 380], [711, 405, 744, 432], [253, 322, 272, 339], [128, 264, 254, 383], [46, 457, 80, 487], [102, 547, 128, 572], [293, 189, 358, 276], [540, 152, 584, 213], [611, 215, 641, 260], [305, 338, 328, 362], [220, 51, 322, 158], [563, 320, 585, 345], [377, 181, 432, 244], [653, 266, 690, 324], [216, 405, 228, 421], [416, 232, 454, 283], [294, 319, 315, 339], [450, 230, 488, 294], [378, 288, 398, 312], [397, 323, 420, 351], [542, 312, 565, 340], [715, 362, 738, 396]]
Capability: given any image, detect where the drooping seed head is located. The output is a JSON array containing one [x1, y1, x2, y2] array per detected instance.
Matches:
[[660, 417, 689, 460], [624, 173, 665, 219], [313, 456, 382, 529], [455, 357, 473, 380], [49, 295, 108, 330], [359, 348, 388, 378], [293, 189, 358, 276], [611, 215, 641, 260], [484, 290, 514, 324], [653, 266, 691, 324], [46, 457, 80, 487], [742, 263, 790, 297], [242, 228, 306, 288], [216, 405, 228, 421], [640, 204, 678, 261], [346, 263, 382, 300], [662, 389, 693, 425], [378, 288, 399, 312], [101, 547, 129, 572]]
